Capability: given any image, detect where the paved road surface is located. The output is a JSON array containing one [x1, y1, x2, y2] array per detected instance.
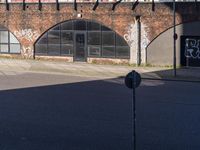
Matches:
[[0, 70, 199, 150]]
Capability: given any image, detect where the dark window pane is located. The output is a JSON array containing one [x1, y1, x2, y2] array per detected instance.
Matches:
[[102, 25, 111, 31], [0, 44, 8, 53], [10, 44, 21, 53], [61, 21, 73, 30], [35, 44, 48, 54], [61, 44, 73, 55], [88, 46, 101, 56], [51, 25, 60, 31], [116, 46, 130, 58], [74, 20, 86, 30], [0, 31, 8, 43], [102, 46, 115, 57], [87, 21, 101, 31], [61, 31, 73, 44], [37, 33, 48, 44], [48, 31, 60, 44], [88, 32, 101, 45], [102, 32, 115, 46], [48, 44, 60, 55], [116, 35, 128, 46], [10, 33, 19, 44]]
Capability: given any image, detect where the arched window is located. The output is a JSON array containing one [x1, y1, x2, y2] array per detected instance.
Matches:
[[0, 25, 21, 54], [35, 20, 130, 61]]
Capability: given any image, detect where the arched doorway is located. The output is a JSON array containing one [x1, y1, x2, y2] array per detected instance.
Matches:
[[34, 20, 130, 62]]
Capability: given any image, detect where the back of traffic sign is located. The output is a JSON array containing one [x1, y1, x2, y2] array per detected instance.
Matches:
[[125, 71, 141, 89]]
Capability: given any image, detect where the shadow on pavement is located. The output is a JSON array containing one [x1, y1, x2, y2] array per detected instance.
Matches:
[[137, 69, 200, 150], [0, 78, 132, 150], [0, 67, 200, 150]]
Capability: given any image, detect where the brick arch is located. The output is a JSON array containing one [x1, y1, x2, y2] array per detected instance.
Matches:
[[34, 18, 127, 45], [34, 19, 130, 63], [147, 20, 200, 49], [146, 20, 200, 66], [0, 2, 199, 64]]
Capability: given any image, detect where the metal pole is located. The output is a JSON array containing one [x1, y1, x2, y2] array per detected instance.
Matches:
[[132, 70, 136, 150], [173, 0, 177, 77]]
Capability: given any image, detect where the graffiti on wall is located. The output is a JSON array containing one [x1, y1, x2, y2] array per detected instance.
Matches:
[[185, 38, 200, 59], [181, 36, 200, 67], [14, 29, 39, 42], [124, 23, 150, 51], [21, 46, 33, 58], [124, 24, 137, 47], [124, 22, 150, 63]]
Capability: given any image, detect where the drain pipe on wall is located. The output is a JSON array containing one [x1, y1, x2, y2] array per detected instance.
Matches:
[[135, 16, 141, 66]]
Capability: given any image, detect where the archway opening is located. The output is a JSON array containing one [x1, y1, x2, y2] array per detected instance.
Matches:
[[35, 19, 130, 62]]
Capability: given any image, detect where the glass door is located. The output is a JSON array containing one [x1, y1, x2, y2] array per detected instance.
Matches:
[[74, 32, 86, 62]]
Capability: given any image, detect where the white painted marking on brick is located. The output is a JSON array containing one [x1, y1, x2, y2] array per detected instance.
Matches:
[[14, 29, 39, 42]]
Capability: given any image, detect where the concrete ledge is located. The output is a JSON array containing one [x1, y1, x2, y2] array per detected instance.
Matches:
[[0, 54, 22, 59], [87, 57, 129, 65], [35, 56, 73, 62]]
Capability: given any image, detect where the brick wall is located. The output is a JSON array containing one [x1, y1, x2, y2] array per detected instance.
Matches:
[[0, 2, 199, 64]]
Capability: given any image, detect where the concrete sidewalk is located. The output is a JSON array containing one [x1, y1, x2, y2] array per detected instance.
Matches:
[[0, 58, 199, 80]]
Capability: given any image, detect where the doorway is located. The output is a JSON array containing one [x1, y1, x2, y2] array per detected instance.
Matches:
[[74, 32, 86, 62]]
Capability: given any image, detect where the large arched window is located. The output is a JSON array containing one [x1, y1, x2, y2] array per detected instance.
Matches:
[[35, 20, 130, 61], [0, 25, 21, 54]]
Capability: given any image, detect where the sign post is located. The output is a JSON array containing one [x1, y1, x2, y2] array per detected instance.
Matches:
[[125, 70, 141, 150], [173, 0, 177, 77], [132, 71, 136, 150]]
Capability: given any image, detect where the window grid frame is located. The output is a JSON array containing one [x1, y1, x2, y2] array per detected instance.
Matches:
[[0, 31, 21, 54], [35, 20, 130, 59]]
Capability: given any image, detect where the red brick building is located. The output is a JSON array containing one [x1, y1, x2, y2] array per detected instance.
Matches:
[[0, 2, 199, 66]]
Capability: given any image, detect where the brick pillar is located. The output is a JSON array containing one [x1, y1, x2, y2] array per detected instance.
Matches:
[[13, 28, 40, 59], [136, 16, 141, 66], [129, 17, 141, 65]]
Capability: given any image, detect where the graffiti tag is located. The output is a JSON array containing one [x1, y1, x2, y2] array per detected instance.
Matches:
[[21, 46, 33, 58], [124, 23, 149, 51], [185, 38, 200, 59], [14, 29, 39, 42], [124, 24, 137, 47]]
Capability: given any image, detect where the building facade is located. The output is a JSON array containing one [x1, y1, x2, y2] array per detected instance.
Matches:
[[0, 2, 199, 66]]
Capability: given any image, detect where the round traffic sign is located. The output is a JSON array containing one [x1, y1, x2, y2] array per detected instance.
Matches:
[[125, 71, 141, 89]]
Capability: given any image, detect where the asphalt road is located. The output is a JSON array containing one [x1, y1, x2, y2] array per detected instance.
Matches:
[[0, 71, 199, 150]]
